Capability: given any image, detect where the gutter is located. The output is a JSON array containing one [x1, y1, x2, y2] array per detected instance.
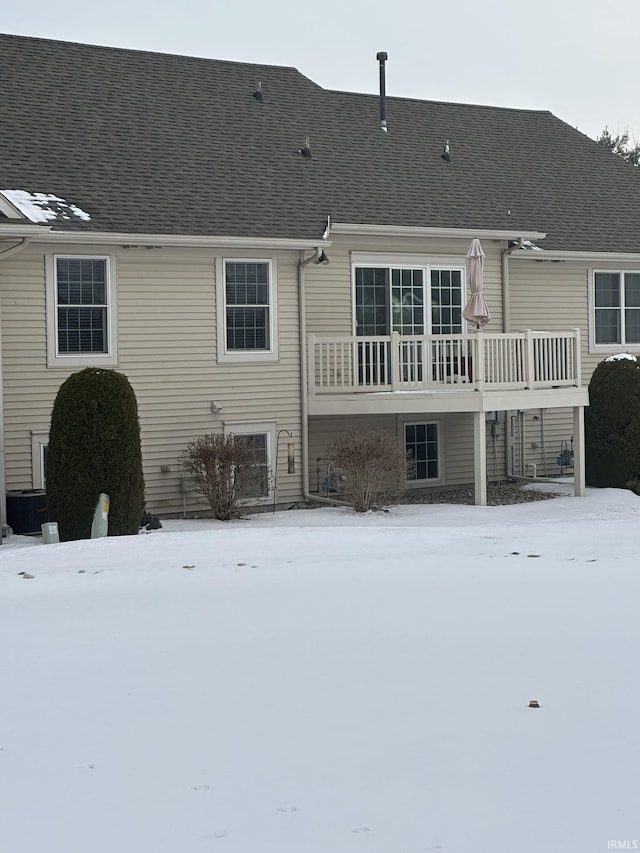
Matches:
[[0, 238, 32, 537], [1, 228, 330, 251], [331, 223, 548, 242], [509, 249, 640, 263], [0, 237, 32, 260]]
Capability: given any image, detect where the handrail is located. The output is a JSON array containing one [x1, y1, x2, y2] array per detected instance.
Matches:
[[309, 330, 581, 394]]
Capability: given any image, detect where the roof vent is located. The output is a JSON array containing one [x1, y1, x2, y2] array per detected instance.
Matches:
[[253, 81, 264, 102], [296, 136, 313, 159], [376, 51, 388, 132], [441, 139, 451, 163]]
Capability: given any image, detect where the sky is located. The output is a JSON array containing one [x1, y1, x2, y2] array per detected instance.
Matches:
[[3, 0, 640, 142]]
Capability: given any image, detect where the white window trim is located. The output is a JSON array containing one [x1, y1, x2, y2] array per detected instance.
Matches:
[[45, 253, 118, 367], [351, 256, 466, 336], [216, 258, 279, 363], [400, 418, 444, 488], [31, 430, 49, 490], [223, 419, 276, 503], [589, 268, 640, 353]]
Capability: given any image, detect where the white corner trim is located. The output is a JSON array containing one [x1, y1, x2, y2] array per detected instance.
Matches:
[[31, 430, 49, 489]]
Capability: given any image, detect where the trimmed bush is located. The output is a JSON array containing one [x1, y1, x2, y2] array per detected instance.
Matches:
[[585, 355, 640, 489], [181, 433, 269, 520], [46, 368, 145, 540], [327, 428, 408, 512]]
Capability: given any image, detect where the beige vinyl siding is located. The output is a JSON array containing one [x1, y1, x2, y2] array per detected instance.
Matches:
[[304, 236, 505, 336], [506, 260, 590, 480], [510, 407, 575, 478], [0, 245, 303, 515], [305, 246, 352, 335], [308, 411, 502, 494]]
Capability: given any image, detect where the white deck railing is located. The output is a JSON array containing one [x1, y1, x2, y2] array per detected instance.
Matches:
[[308, 329, 582, 394]]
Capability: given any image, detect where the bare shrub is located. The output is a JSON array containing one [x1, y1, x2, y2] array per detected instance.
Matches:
[[181, 433, 269, 520], [327, 428, 409, 512]]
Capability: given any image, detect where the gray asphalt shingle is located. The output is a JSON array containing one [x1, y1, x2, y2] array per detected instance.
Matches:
[[2, 33, 639, 251]]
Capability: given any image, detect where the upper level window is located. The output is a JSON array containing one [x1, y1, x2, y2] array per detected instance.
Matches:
[[594, 271, 640, 345], [46, 254, 117, 367], [218, 260, 278, 362], [56, 258, 108, 353], [354, 263, 464, 337], [226, 261, 270, 350]]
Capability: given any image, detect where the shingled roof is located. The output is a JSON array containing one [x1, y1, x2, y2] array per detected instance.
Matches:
[[2, 33, 640, 252]]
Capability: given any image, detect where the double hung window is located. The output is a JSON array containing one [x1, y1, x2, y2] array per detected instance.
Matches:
[[224, 421, 275, 501], [404, 422, 440, 483], [220, 260, 277, 359], [46, 255, 117, 366], [594, 271, 640, 346]]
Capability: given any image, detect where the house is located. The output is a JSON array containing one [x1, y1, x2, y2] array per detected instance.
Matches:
[[1, 33, 640, 518]]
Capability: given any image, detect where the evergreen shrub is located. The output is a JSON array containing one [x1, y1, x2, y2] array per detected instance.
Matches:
[[585, 355, 640, 490], [46, 368, 145, 540]]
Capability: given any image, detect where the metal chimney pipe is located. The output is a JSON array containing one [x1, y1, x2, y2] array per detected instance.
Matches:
[[376, 51, 388, 132]]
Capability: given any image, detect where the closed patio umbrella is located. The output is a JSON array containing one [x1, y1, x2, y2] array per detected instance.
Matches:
[[462, 238, 490, 328]]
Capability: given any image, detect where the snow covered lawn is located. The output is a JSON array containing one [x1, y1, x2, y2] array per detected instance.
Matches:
[[1, 486, 639, 852]]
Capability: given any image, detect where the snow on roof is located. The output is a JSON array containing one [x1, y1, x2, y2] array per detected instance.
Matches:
[[1, 190, 91, 223], [605, 353, 638, 362]]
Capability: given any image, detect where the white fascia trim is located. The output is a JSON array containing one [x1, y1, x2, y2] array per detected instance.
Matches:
[[0, 224, 53, 237], [21, 231, 331, 250], [510, 249, 640, 263], [0, 192, 28, 220], [331, 223, 548, 242]]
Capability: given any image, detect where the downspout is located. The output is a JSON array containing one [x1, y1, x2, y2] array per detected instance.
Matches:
[[501, 236, 523, 334], [298, 251, 312, 504], [298, 248, 349, 508], [0, 239, 31, 534], [502, 237, 523, 481]]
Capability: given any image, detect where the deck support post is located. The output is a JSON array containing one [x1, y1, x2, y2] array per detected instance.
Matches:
[[573, 405, 586, 496], [473, 411, 487, 506]]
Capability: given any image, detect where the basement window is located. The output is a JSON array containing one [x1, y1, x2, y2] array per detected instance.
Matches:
[[404, 421, 441, 484]]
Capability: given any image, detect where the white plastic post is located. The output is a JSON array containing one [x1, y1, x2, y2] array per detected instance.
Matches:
[[90, 493, 110, 538]]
